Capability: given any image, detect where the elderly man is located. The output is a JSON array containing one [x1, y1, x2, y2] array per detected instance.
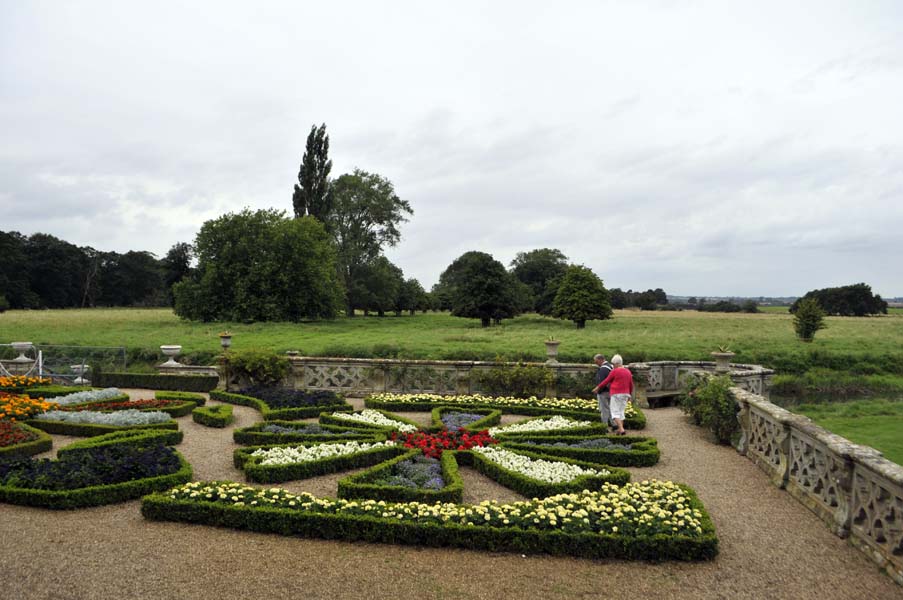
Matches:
[[593, 353, 613, 429]]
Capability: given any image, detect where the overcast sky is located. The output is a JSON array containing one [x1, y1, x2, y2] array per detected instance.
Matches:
[[2, 1, 901, 297]]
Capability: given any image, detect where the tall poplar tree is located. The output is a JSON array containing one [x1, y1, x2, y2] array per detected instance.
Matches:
[[292, 123, 333, 221]]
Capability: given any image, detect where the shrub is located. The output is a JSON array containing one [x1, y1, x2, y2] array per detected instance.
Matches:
[[476, 362, 555, 398], [234, 441, 406, 483], [93, 372, 218, 392], [233, 421, 382, 445], [192, 405, 234, 428], [793, 297, 827, 342], [498, 434, 660, 467], [0, 421, 53, 459], [220, 349, 290, 387], [210, 389, 351, 420], [155, 391, 206, 406], [678, 374, 738, 444]]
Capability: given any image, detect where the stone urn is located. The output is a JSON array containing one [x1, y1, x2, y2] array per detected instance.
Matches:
[[160, 345, 183, 367], [10, 341, 33, 363], [70, 364, 90, 385], [219, 334, 232, 349], [544, 339, 561, 365], [710, 351, 735, 373]]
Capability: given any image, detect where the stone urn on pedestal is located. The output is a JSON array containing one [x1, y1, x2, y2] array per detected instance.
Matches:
[[70, 364, 90, 385], [711, 348, 735, 373], [544, 338, 561, 365], [160, 345, 183, 367]]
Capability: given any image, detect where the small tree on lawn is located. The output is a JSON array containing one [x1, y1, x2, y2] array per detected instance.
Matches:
[[441, 251, 517, 327], [551, 265, 612, 328], [793, 297, 826, 342]]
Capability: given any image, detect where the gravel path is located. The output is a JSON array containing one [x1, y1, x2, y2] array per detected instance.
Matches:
[[4, 391, 902, 600]]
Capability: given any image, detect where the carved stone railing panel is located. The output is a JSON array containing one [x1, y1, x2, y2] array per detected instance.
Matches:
[[303, 364, 371, 391], [646, 366, 663, 392], [787, 426, 851, 536], [851, 459, 903, 583]]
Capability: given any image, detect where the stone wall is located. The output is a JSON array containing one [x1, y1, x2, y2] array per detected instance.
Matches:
[[734, 387, 903, 585]]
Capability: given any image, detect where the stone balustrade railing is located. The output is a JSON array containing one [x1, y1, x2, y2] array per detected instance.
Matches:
[[733, 387, 903, 585], [627, 360, 774, 400]]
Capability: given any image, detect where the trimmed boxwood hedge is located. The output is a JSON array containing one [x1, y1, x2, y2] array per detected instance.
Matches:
[[210, 390, 353, 421], [192, 405, 234, 428], [156, 391, 207, 406], [0, 453, 192, 509], [337, 450, 464, 504], [365, 397, 647, 430], [460, 448, 631, 499], [140, 483, 718, 561], [498, 435, 661, 467], [94, 372, 218, 392], [0, 422, 53, 460], [25, 419, 179, 437], [318, 409, 421, 432], [233, 421, 384, 445], [64, 399, 198, 418], [58, 429, 184, 455], [16, 385, 93, 398], [234, 442, 407, 484], [429, 406, 501, 433]]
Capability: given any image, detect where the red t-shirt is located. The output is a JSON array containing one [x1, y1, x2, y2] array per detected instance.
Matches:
[[598, 367, 634, 395]]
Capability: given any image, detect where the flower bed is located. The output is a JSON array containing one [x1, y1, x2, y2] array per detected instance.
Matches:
[[0, 376, 51, 391], [27, 409, 178, 437], [53, 388, 128, 407], [142, 480, 718, 561], [61, 398, 198, 418], [209, 390, 352, 420], [58, 429, 184, 455], [1, 442, 192, 509], [234, 440, 406, 483], [487, 415, 594, 437], [192, 404, 234, 428], [366, 393, 646, 429], [465, 446, 630, 498], [233, 421, 382, 445], [391, 429, 497, 459], [0, 393, 59, 420], [319, 409, 420, 433], [429, 406, 501, 433], [337, 450, 464, 504], [11, 385, 92, 398], [155, 391, 207, 406], [500, 435, 661, 467], [0, 421, 52, 459]]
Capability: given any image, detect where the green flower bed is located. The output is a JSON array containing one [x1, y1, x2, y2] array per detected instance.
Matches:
[[428, 406, 501, 433], [498, 435, 661, 467], [192, 405, 234, 428], [141, 480, 718, 561], [365, 393, 646, 430], [155, 391, 207, 406], [337, 450, 464, 504], [209, 390, 353, 421], [233, 421, 384, 445], [462, 447, 631, 499], [0, 422, 53, 460], [233, 441, 407, 484]]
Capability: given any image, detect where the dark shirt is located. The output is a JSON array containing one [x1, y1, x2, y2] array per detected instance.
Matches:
[[594, 361, 613, 392]]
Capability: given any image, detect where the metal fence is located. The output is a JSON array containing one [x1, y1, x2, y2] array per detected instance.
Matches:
[[0, 343, 126, 384]]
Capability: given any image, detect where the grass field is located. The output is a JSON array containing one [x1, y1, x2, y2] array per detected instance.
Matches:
[[1, 307, 901, 369], [793, 399, 903, 465]]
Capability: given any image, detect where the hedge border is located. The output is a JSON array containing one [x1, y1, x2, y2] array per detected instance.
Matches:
[[365, 397, 647, 430], [461, 447, 631, 498], [25, 419, 179, 437], [234, 442, 408, 484], [0, 422, 53, 459], [63, 399, 198, 418], [0, 453, 192, 509], [429, 406, 501, 433], [487, 414, 600, 437], [210, 390, 352, 421], [156, 391, 207, 406], [9, 385, 92, 398], [140, 482, 718, 561], [94, 372, 218, 392], [192, 405, 234, 428], [337, 449, 464, 504], [58, 429, 184, 455], [233, 421, 384, 445], [498, 435, 661, 467], [318, 409, 421, 432], [54, 393, 131, 407]]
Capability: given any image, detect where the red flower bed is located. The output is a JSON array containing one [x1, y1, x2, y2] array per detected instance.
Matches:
[[390, 429, 498, 459], [0, 420, 38, 447], [60, 399, 181, 412]]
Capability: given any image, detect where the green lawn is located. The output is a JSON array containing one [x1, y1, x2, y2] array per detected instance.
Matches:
[[1, 307, 901, 368], [793, 399, 903, 465]]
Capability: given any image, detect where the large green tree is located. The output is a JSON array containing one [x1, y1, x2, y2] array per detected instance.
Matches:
[[162, 242, 193, 307], [173, 209, 343, 322], [551, 265, 613, 328], [350, 255, 404, 317], [510, 248, 568, 314], [331, 169, 413, 317], [292, 123, 333, 221], [790, 283, 887, 316], [440, 251, 518, 327], [0, 231, 37, 308]]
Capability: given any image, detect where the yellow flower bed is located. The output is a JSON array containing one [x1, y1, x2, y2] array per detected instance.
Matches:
[[369, 392, 638, 419], [0, 375, 51, 391], [0, 393, 58, 421]]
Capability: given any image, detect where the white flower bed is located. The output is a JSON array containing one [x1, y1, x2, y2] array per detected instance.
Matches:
[[37, 409, 171, 426], [488, 415, 593, 437], [250, 440, 397, 466], [53, 387, 125, 406], [329, 409, 418, 433], [471, 447, 608, 483]]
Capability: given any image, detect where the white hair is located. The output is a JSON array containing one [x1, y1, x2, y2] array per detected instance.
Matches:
[[611, 354, 623, 366]]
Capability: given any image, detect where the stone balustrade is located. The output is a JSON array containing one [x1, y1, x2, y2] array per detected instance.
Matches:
[[734, 387, 903, 585]]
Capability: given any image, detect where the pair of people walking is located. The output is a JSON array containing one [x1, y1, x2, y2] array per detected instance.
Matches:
[[592, 353, 633, 436]]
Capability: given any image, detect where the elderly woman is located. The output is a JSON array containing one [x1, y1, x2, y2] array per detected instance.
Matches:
[[591, 354, 633, 435]]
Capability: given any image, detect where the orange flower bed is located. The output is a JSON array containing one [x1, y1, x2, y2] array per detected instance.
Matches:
[[0, 392, 59, 421], [0, 375, 51, 391]]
